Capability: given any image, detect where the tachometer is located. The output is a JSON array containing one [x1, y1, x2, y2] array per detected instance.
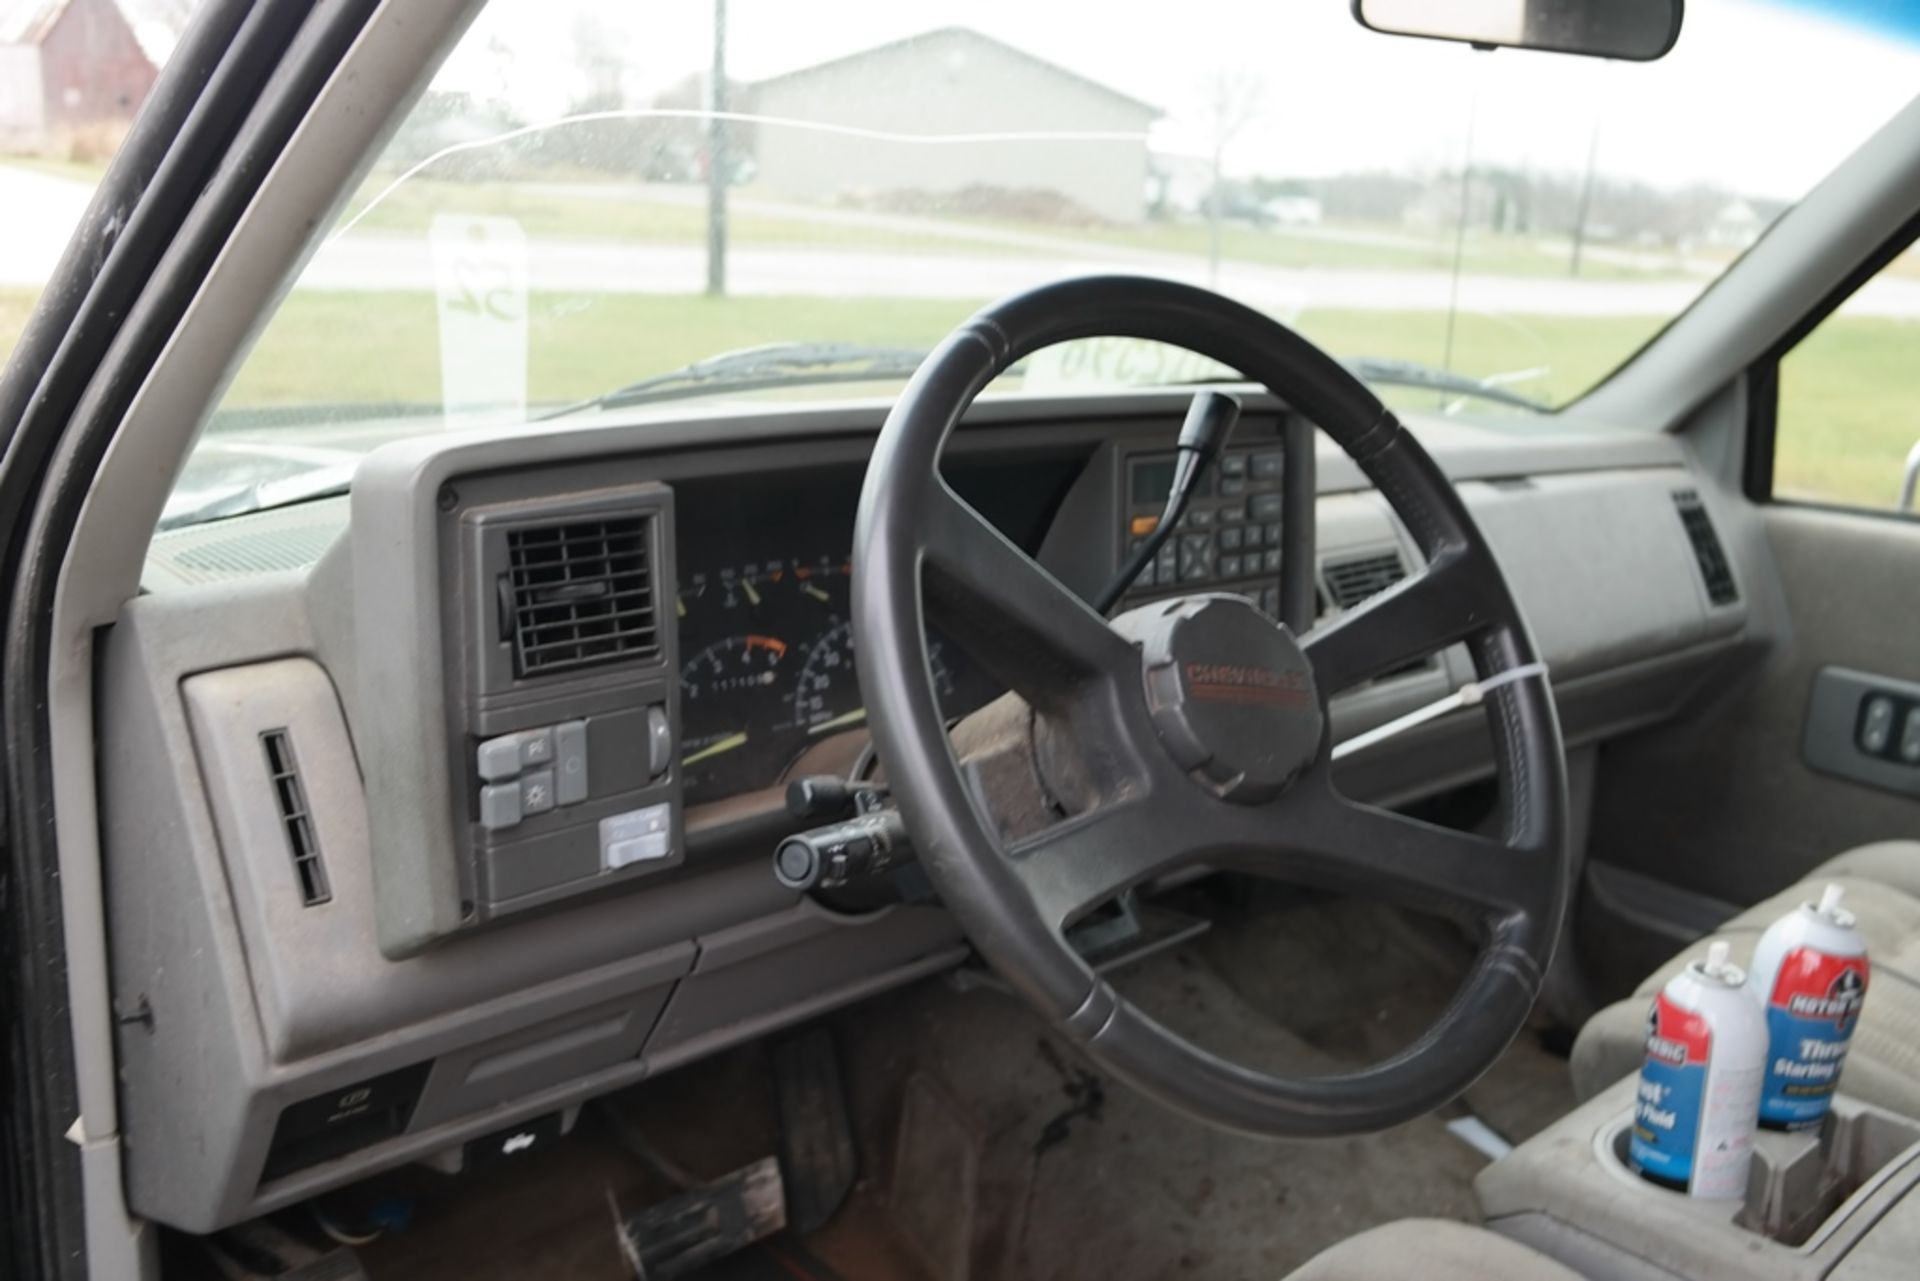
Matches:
[[680, 634, 790, 797]]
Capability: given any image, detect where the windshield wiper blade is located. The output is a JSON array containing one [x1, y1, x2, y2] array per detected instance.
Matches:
[[1342, 357, 1548, 412], [537, 342, 935, 420]]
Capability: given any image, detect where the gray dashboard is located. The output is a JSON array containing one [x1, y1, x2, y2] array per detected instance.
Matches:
[[106, 388, 1747, 1231]]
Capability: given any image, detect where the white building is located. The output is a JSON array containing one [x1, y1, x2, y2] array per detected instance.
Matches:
[[748, 27, 1159, 224]]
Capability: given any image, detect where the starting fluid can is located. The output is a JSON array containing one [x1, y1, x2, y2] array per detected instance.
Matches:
[[1748, 883, 1870, 1131], [1629, 940, 1767, 1199]]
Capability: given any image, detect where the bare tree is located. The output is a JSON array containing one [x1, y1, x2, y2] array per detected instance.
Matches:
[[1199, 69, 1265, 285]]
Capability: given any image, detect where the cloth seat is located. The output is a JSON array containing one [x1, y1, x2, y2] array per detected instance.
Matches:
[[1283, 1218, 1583, 1280], [1572, 840, 1920, 1111]]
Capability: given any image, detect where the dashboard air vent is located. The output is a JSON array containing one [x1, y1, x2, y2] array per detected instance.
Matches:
[[504, 515, 660, 678], [262, 730, 329, 906], [1672, 490, 1737, 606], [1323, 550, 1407, 612]]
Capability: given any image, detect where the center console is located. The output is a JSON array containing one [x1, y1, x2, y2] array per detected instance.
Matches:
[[1479, 1076, 1920, 1279]]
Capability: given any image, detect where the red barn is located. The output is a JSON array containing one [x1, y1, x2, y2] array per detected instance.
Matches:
[[0, 0, 165, 151]]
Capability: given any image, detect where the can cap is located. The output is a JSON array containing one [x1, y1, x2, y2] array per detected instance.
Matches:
[[1697, 938, 1745, 986]]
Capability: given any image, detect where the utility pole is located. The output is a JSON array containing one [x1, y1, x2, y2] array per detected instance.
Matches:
[[1569, 114, 1600, 279], [1207, 142, 1224, 288], [705, 0, 728, 298]]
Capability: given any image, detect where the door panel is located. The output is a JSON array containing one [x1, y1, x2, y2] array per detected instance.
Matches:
[[1582, 506, 1920, 988]]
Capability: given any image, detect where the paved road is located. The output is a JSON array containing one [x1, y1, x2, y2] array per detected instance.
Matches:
[[0, 166, 94, 289], [300, 230, 1728, 317], [13, 167, 1920, 319]]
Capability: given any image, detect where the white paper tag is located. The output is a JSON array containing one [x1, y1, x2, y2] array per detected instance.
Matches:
[[1021, 336, 1238, 391], [430, 213, 528, 425]]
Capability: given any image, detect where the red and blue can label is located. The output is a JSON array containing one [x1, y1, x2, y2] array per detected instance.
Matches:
[[1760, 947, 1869, 1130], [1630, 992, 1711, 1189]]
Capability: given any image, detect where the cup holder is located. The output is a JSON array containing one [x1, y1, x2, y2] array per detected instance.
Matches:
[[1603, 1107, 1920, 1246]]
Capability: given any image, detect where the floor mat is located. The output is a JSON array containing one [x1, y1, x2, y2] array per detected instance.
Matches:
[[330, 889, 1576, 1281]]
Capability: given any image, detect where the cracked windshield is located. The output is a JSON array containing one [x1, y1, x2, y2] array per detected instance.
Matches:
[[3, 3, 1918, 527]]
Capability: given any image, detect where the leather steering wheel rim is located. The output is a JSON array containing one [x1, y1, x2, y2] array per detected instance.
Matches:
[[852, 276, 1569, 1138]]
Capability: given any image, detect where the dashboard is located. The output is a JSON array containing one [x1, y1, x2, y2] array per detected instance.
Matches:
[[116, 390, 1751, 1234]]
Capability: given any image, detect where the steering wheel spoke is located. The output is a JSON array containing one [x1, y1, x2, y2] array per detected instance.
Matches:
[[1248, 773, 1550, 924], [1004, 771, 1228, 932], [922, 483, 1138, 708], [1301, 547, 1492, 694]]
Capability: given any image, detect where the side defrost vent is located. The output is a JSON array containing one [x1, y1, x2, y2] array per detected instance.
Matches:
[[1673, 490, 1738, 605], [1323, 550, 1407, 612], [262, 730, 329, 906], [503, 515, 659, 678]]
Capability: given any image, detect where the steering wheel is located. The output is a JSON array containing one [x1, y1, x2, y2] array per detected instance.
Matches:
[[852, 277, 1568, 1137]]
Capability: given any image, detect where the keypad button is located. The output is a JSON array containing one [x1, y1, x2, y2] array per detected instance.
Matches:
[[1251, 451, 1284, 479], [1217, 526, 1244, 552], [1220, 453, 1248, 477], [1249, 493, 1284, 523], [1220, 555, 1243, 578], [1264, 549, 1283, 573]]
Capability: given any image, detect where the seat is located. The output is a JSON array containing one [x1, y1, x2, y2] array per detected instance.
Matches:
[[1283, 1218, 1584, 1280], [1572, 840, 1920, 1111]]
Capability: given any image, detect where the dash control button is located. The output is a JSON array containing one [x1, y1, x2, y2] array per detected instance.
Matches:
[[554, 720, 589, 805], [601, 803, 673, 870], [476, 736, 522, 783], [479, 782, 522, 831], [520, 769, 555, 817]]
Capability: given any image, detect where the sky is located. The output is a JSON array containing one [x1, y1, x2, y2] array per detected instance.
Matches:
[[432, 0, 1920, 201]]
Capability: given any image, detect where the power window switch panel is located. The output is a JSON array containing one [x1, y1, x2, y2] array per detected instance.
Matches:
[[479, 782, 523, 831]]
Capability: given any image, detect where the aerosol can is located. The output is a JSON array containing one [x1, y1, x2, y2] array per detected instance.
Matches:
[[1629, 940, 1767, 1199], [1749, 883, 1870, 1131]]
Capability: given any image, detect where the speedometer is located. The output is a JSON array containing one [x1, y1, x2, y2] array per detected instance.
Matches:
[[792, 620, 954, 738]]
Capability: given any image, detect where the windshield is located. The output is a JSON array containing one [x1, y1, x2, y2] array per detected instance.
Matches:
[[138, 0, 1920, 523]]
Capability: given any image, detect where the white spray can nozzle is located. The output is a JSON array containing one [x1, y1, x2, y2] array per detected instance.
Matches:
[[1817, 883, 1846, 918], [1704, 940, 1732, 978]]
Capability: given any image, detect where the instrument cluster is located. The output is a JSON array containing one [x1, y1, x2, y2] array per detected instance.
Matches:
[[675, 547, 983, 804]]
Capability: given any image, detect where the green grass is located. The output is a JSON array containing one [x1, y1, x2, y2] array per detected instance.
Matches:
[[0, 155, 109, 185], [1776, 314, 1920, 508], [0, 283, 1907, 509]]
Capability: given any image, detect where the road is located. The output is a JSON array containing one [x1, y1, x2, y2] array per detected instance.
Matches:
[[11, 167, 1920, 318], [0, 165, 95, 290]]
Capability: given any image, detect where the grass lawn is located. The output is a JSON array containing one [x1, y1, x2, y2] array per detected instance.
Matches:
[[0, 155, 109, 185], [0, 283, 1907, 509], [1776, 313, 1920, 509]]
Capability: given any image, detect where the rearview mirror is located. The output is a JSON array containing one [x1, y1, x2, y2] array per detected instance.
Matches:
[[1353, 0, 1683, 61]]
